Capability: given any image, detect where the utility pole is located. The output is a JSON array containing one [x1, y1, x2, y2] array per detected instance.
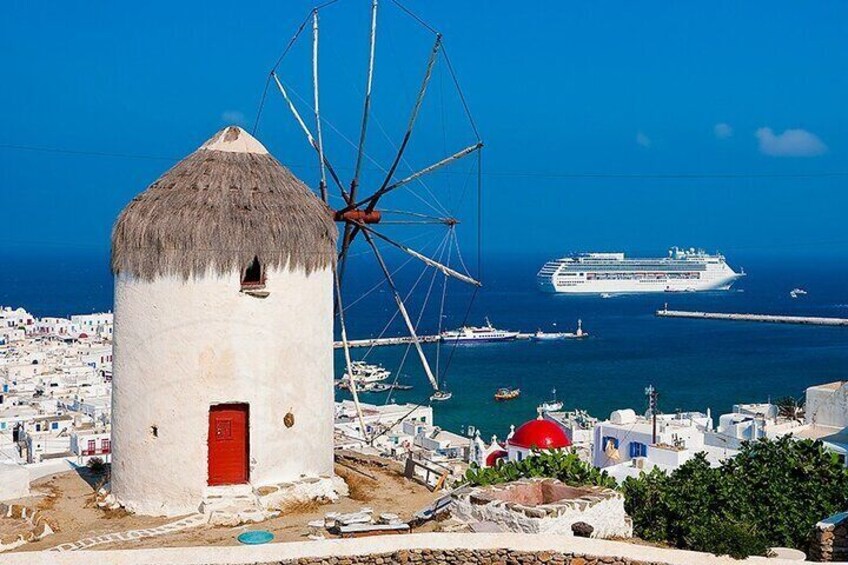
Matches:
[[645, 385, 659, 444]]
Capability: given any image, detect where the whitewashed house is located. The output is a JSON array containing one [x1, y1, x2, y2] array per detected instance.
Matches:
[[412, 423, 471, 462], [793, 381, 848, 466], [0, 307, 35, 336], [334, 400, 432, 449], [22, 414, 74, 463], [710, 402, 803, 449], [592, 409, 721, 481], [36, 317, 76, 337], [71, 313, 113, 339], [70, 426, 111, 464]]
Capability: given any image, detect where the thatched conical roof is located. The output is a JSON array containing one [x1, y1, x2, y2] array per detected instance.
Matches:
[[111, 126, 337, 280]]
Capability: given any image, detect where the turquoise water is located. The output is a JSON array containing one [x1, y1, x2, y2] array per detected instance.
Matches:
[[334, 254, 848, 437], [2, 252, 846, 438]]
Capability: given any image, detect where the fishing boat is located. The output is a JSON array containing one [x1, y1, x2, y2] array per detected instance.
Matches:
[[441, 317, 519, 343], [494, 387, 520, 401], [538, 388, 563, 412], [430, 390, 452, 402]]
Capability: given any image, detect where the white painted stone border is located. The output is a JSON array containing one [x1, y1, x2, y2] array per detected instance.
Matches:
[[0, 532, 833, 565], [47, 514, 207, 552]]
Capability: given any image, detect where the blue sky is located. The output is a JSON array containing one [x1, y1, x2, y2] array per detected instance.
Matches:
[[1, 1, 846, 261]]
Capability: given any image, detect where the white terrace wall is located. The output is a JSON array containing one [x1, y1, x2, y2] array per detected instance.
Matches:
[[0, 533, 816, 565]]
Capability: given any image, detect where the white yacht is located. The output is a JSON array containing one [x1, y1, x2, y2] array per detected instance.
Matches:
[[537, 247, 743, 294], [440, 318, 519, 343], [339, 361, 390, 389]]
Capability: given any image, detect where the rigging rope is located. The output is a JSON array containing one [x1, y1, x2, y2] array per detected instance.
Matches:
[[358, 230, 451, 360], [383, 228, 450, 402]]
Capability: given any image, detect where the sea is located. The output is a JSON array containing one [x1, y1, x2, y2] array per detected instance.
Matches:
[[2, 251, 847, 439]]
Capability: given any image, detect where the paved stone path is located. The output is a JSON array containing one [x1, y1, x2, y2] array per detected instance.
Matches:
[[48, 514, 207, 552]]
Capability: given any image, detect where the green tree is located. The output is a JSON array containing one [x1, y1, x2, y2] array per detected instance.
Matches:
[[621, 437, 848, 558]]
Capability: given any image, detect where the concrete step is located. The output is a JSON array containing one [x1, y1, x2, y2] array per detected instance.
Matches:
[[200, 484, 276, 526]]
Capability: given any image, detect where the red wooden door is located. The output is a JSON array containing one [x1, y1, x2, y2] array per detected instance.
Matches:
[[208, 404, 249, 486]]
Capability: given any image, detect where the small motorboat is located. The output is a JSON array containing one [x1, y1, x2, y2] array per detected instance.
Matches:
[[532, 329, 565, 341], [538, 388, 563, 412], [600, 293, 613, 299], [430, 390, 452, 402], [494, 387, 520, 401], [790, 288, 808, 299]]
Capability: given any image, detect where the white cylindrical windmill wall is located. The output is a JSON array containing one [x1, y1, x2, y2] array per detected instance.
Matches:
[[110, 126, 337, 516]]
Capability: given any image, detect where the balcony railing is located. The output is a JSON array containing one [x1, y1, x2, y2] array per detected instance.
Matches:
[[80, 447, 110, 456]]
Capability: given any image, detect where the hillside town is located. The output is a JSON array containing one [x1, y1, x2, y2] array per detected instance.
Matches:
[[4, 301, 847, 499]]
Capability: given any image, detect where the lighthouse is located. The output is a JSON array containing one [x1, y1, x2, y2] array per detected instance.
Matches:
[[109, 126, 339, 517]]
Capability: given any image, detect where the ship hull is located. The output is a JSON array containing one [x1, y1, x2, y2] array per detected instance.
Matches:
[[537, 249, 743, 295], [441, 335, 519, 343], [538, 275, 742, 294]]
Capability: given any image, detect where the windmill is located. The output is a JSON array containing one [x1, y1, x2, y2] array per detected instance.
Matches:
[[255, 0, 483, 434]]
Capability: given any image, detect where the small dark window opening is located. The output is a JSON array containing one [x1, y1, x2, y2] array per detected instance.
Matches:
[[241, 256, 265, 289]]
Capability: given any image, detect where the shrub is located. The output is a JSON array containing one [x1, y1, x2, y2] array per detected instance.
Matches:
[[87, 457, 107, 475], [621, 437, 848, 558], [463, 449, 617, 489], [685, 517, 770, 560]]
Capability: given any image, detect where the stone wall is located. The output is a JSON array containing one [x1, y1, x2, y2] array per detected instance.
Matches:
[[809, 511, 848, 562], [0, 532, 818, 564], [451, 479, 632, 539], [278, 548, 669, 565]]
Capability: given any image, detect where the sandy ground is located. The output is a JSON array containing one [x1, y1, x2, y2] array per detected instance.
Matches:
[[3, 454, 441, 552]]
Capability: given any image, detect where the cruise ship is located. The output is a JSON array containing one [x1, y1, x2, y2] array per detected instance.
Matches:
[[537, 247, 743, 294]]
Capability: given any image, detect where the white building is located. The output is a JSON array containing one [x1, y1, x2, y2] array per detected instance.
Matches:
[[21, 414, 74, 463], [794, 381, 848, 465], [543, 409, 597, 462], [334, 399, 432, 454], [109, 126, 340, 517], [592, 408, 721, 481], [70, 426, 111, 465], [0, 307, 34, 338], [711, 402, 803, 449], [411, 422, 471, 462], [71, 312, 113, 339], [35, 317, 76, 338]]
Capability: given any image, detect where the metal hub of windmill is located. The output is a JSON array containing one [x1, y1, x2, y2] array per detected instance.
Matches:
[[256, 0, 483, 436]]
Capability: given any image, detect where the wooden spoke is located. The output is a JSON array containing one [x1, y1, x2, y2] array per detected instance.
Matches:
[[363, 230, 440, 391]]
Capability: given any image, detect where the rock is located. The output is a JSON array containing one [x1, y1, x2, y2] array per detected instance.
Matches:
[[378, 513, 400, 525], [572, 521, 594, 538]]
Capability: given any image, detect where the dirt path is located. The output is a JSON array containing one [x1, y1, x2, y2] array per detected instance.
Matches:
[[4, 455, 441, 552]]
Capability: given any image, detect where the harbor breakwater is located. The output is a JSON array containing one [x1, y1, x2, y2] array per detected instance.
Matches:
[[656, 309, 848, 326]]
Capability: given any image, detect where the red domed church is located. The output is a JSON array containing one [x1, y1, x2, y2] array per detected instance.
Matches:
[[475, 416, 572, 468]]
